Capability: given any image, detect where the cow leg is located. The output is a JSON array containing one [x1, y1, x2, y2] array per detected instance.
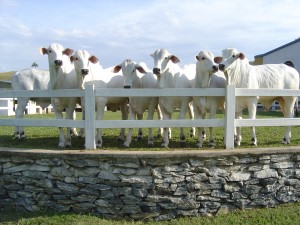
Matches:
[[248, 101, 257, 146], [55, 111, 65, 148], [137, 113, 143, 140], [194, 106, 205, 148], [147, 102, 156, 147], [235, 111, 242, 147], [281, 97, 296, 144], [178, 101, 190, 147], [118, 102, 128, 141], [123, 106, 136, 148], [14, 97, 28, 139], [79, 97, 85, 138], [70, 110, 79, 137], [188, 102, 196, 137], [64, 103, 77, 148], [208, 103, 217, 147], [156, 104, 164, 138], [95, 100, 106, 148], [161, 109, 171, 148]]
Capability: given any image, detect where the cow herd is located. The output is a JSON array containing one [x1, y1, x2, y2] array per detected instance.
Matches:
[[11, 43, 300, 149]]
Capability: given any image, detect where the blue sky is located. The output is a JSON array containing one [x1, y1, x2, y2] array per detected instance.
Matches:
[[0, 0, 300, 72]]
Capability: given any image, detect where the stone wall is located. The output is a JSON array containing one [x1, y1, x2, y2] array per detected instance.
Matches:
[[0, 147, 300, 221]]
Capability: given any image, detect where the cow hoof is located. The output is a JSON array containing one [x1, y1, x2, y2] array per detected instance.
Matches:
[[234, 142, 240, 147], [208, 141, 215, 147], [123, 144, 129, 148], [282, 137, 289, 145], [96, 141, 102, 148], [180, 142, 186, 147], [148, 143, 154, 148], [161, 143, 169, 148], [65, 144, 72, 148], [14, 136, 20, 140], [202, 131, 206, 140], [117, 137, 125, 142], [196, 143, 202, 148]]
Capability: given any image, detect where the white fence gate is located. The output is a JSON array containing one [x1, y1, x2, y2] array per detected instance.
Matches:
[[0, 85, 300, 150]]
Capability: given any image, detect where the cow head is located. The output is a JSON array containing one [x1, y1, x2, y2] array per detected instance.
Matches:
[[218, 48, 245, 72], [151, 49, 180, 77], [195, 50, 221, 88], [113, 59, 147, 89], [39, 43, 74, 68], [70, 50, 99, 89], [70, 50, 99, 77], [150, 49, 180, 89], [195, 50, 219, 74]]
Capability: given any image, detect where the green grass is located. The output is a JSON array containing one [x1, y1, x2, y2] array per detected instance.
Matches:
[[0, 71, 15, 81], [1, 109, 300, 150], [0, 202, 300, 224]]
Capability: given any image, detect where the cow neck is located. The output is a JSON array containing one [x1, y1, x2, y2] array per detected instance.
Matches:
[[195, 67, 210, 88], [229, 59, 251, 88], [49, 64, 63, 90], [132, 74, 142, 88]]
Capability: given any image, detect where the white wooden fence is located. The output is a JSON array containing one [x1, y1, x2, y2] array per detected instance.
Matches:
[[0, 84, 300, 150]]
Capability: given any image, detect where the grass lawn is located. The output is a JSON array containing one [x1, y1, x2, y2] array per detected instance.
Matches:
[[0, 202, 299, 225], [1, 109, 300, 150], [0, 71, 15, 81]]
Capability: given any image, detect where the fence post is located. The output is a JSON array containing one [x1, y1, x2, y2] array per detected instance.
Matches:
[[225, 85, 235, 149], [84, 84, 96, 150]]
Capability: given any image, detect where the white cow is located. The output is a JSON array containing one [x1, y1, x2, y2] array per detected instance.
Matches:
[[151, 48, 195, 148], [219, 48, 299, 146], [39, 43, 80, 148], [193, 50, 226, 148], [113, 59, 162, 147], [70, 50, 128, 148], [11, 68, 51, 139]]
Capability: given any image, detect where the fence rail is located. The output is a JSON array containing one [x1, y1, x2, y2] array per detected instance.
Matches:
[[0, 85, 300, 150]]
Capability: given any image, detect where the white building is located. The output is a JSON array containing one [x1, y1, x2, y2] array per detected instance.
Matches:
[[254, 37, 300, 75], [254, 38, 300, 111]]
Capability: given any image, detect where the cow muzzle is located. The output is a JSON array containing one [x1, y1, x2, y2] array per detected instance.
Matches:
[[54, 60, 63, 66], [153, 68, 161, 75], [212, 65, 218, 73], [218, 64, 225, 72], [81, 69, 89, 75]]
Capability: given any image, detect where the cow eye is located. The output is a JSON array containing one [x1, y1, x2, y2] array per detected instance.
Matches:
[[201, 57, 206, 60], [232, 55, 235, 58], [48, 50, 52, 53], [75, 57, 78, 61], [165, 57, 168, 60]]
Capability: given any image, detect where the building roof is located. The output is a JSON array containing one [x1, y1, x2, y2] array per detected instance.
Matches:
[[255, 37, 300, 58]]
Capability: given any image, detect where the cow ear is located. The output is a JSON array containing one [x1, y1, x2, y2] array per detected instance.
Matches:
[[136, 66, 147, 74], [89, 55, 99, 64], [239, 53, 245, 60], [70, 56, 75, 63], [170, 55, 180, 63], [150, 53, 154, 58], [195, 55, 200, 61], [39, 47, 48, 55], [63, 48, 74, 56], [113, 65, 122, 73], [214, 57, 222, 64]]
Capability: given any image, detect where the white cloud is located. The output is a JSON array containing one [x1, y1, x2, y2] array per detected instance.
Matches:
[[0, 0, 300, 71]]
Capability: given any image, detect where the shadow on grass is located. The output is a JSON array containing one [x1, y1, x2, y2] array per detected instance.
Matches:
[[0, 209, 76, 224]]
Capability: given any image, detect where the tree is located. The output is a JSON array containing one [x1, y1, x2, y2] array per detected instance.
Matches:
[[31, 62, 38, 68]]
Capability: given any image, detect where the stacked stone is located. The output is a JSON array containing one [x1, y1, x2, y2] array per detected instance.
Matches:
[[0, 152, 299, 221]]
